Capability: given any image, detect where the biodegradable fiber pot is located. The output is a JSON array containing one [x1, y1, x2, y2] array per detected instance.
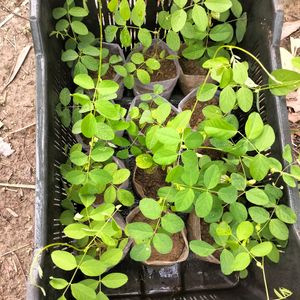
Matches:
[[126, 206, 189, 266], [178, 59, 213, 96], [102, 42, 125, 100], [129, 39, 180, 100], [132, 164, 167, 199], [187, 211, 220, 264]]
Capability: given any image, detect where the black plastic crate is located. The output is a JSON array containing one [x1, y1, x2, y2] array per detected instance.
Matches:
[[28, 0, 300, 299]]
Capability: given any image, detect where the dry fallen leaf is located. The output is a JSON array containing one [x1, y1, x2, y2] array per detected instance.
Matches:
[[281, 20, 300, 40], [289, 112, 300, 123], [2, 45, 32, 91], [0, 137, 14, 157]]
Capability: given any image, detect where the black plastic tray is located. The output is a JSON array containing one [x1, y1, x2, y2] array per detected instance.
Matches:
[[28, 0, 300, 299]]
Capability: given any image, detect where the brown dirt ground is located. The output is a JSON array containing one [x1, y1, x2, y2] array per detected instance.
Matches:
[[0, 1, 35, 300]]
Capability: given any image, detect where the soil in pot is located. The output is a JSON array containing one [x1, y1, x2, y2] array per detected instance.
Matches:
[[181, 96, 218, 129], [143, 45, 177, 82], [179, 58, 207, 77], [133, 166, 167, 199], [133, 211, 186, 263]]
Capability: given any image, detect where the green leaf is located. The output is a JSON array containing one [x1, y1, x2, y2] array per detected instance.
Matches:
[[236, 12, 247, 42], [89, 169, 112, 185], [91, 146, 114, 162], [56, 19, 69, 31], [205, 0, 232, 12], [171, 9, 187, 32], [105, 25, 118, 42], [120, 27, 131, 47], [250, 242, 273, 257], [64, 223, 89, 239], [61, 49, 78, 62], [117, 189, 134, 206], [282, 144, 292, 164], [236, 86, 253, 112], [231, 0, 243, 17], [253, 125, 275, 151], [156, 127, 181, 145], [231, 173, 246, 191], [218, 186, 238, 204], [161, 213, 184, 233], [79, 259, 107, 276], [168, 110, 192, 131], [74, 74, 95, 90], [204, 165, 221, 189], [119, 0, 131, 20], [153, 233, 173, 254], [71, 21, 89, 35], [137, 69, 151, 84], [95, 100, 119, 120], [233, 62, 248, 84], [192, 5, 208, 31], [184, 131, 203, 149], [97, 80, 119, 96], [152, 102, 171, 124], [209, 23, 233, 42], [69, 7, 89, 17], [71, 283, 96, 300], [100, 248, 123, 267], [204, 119, 237, 140], [220, 249, 234, 275], [146, 58, 161, 70], [236, 221, 253, 240], [269, 69, 300, 96], [153, 149, 178, 165], [52, 7, 67, 19], [140, 198, 162, 220], [197, 83, 218, 102], [112, 169, 130, 185], [190, 240, 215, 257], [269, 219, 289, 240], [136, 154, 154, 169], [249, 206, 270, 224], [65, 170, 86, 185], [245, 112, 264, 140], [195, 192, 213, 218], [70, 150, 88, 166], [249, 154, 270, 181], [104, 186, 116, 203], [131, 0, 146, 26], [130, 243, 151, 261], [49, 277, 68, 290], [51, 250, 77, 271], [81, 113, 97, 138], [59, 88, 71, 106], [175, 188, 195, 211], [95, 122, 115, 140], [138, 28, 152, 48], [233, 252, 251, 271], [219, 86, 236, 113], [230, 202, 248, 223], [108, 0, 118, 12], [126, 222, 153, 240], [131, 52, 144, 64], [216, 221, 231, 236], [275, 205, 297, 224], [174, 0, 188, 8], [166, 30, 181, 52], [182, 44, 205, 60], [246, 188, 269, 206]]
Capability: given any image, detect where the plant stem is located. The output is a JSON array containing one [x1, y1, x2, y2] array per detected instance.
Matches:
[[262, 258, 270, 300]]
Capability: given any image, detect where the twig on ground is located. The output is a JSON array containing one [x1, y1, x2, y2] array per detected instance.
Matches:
[[0, 243, 31, 258], [0, 183, 35, 190], [4, 122, 35, 138], [0, 4, 29, 22], [0, 0, 29, 28], [13, 252, 27, 280]]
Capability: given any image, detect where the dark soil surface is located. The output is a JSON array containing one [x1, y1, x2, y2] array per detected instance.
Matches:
[[179, 58, 207, 76], [182, 96, 218, 129], [144, 45, 177, 82], [133, 166, 167, 199], [132, 211, 186, 263]]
